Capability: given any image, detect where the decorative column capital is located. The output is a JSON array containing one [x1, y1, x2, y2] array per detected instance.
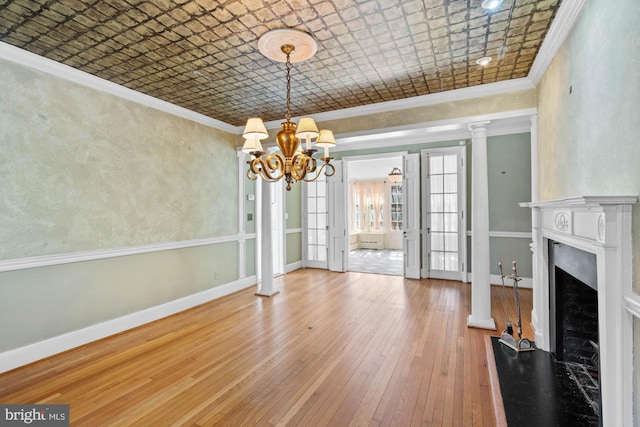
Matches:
[[468, 121, 491, 135]]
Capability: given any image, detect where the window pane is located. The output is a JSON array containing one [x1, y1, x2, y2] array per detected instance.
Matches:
[[430, 194, 443, 212], [308, 230, 317, 244], [317, 247, 326, 261], [317, 197, 326, 213], [318, 231, 326, 245], [444, 174, 457, 193], [317, 182, 326, 197], [431, 213, 444, 231], [445, 253, 458, 271], [431, 233, 444, 251], [445, 233, 458, 251], [430, 175, 443, 193], [430, 155, 443, 174], [317, 213, 327, 229], [444, 213, 458, 232], [308, 198, 317, 213], [444, 194, 457, 212], [308, 182, 317, 197], [444, 154, 457, 173], [431, 252, 444, 270], [309, 215, 317, 228], [308, 245, 317, 260]]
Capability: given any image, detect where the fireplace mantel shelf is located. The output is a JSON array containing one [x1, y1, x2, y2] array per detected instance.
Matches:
[[520, 195, 638, 209]]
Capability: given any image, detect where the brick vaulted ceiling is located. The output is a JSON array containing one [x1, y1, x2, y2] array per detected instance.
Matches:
[[0, 0, 561, 127]]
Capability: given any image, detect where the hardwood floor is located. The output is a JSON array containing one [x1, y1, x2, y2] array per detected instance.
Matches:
[[0, 269, 533, 426]]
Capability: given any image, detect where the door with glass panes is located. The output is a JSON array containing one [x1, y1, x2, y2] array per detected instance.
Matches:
[[304, 175, 328, 269], [422, 147, 466, 280]]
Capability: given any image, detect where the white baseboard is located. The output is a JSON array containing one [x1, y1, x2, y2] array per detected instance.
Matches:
[[286, 261, 303, 273], [0, 276, 257, 374]]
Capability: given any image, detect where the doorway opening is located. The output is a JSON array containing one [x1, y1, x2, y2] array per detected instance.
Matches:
[[346, 156, 404, 276]]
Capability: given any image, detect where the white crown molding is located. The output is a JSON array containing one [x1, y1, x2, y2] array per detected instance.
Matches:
[[527, 0, 587, 84], [264, 78, 535, 130], [0, 42, 238, 134], [332, 108, 535, 152], [0, 234, 245, 273], [0, 275, 257, 374]]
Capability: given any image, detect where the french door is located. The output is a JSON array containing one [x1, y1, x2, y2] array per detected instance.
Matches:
[[422, 147, 466, 280], [303, 174, 329, 269]]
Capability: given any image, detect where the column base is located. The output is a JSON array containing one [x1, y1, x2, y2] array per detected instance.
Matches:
[[255, 290, 280, 298], [467, 314, 496, 330]]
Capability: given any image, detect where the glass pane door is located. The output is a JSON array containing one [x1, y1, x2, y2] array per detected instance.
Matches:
[[424, 148, 464, 280], [305, 175, 328, 268]]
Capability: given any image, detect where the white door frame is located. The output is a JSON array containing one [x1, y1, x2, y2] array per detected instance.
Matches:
[[420, 145, 467, 281], [342, 152, 408, 272]]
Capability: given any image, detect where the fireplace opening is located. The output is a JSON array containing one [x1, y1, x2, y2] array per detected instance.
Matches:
[[549, 241, 601, 424]]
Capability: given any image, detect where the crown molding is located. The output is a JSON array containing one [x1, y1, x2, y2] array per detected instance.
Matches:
[[331, 108, 535, 152], [527, 0, 587, 84], [264, 78, 535, 130], [0, 42, 238, 134]]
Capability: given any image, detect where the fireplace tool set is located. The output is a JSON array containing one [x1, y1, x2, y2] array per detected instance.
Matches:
[[498, 261, 535, 352]]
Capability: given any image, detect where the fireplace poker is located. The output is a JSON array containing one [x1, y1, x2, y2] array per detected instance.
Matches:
[[511, 261, 534, 352], [498, 262, 518, 351]]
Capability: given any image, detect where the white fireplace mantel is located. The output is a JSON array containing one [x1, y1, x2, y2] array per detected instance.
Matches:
[[521, 195, 637, 427]]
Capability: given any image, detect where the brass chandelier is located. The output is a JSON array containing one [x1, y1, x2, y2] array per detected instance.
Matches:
[[242, 29, 335, 191]]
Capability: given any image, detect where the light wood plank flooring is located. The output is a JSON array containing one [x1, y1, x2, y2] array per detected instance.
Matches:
[[0, 269, 532, 426]]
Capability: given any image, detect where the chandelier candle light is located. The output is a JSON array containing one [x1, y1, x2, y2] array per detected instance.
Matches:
[[242, 29, 336, 191]]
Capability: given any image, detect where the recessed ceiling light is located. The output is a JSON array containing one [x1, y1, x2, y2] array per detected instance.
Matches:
[[481, 0, 503, 10], [476, 56, 492, 66]]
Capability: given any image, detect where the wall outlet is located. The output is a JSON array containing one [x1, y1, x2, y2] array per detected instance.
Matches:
[[247, 194, 255, 201], [214, 272, 220, 280]]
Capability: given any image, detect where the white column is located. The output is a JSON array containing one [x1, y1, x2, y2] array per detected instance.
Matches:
[[467, 121, 495, 330], [256, 178, 279, 297]]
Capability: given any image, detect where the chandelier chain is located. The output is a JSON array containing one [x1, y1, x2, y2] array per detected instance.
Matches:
[[285, 50, 292, 122]]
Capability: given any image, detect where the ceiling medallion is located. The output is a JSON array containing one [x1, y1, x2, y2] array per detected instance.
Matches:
[[242, 29, 335, 191]]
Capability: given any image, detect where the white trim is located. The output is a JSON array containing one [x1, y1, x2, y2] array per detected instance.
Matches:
[[0, 275, 257, 374], [527, 0, 587, 84], [466, 231, 532, 239], [523, 195, 636, 427], [264, 79, 535, 129], [623, 293, 640, 319], [0, 235, 248, 273], [0, 42, 238, 134], [286, 228, 303, 234], [286, 261, 303, 273], [332, 109, 535, 152]]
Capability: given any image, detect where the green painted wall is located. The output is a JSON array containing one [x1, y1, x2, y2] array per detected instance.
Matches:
[[488, 133, 531, 232], [536, 1, 640, 416], [286, 182, 302, 229], [286, 233, 302, 265], [245, 238, 255, 277], [0, 242, 237, 352], [0, 58, 241, 352], [536, 0, 640, 288], [285, 182, 302, 265], [0, 60, 238, 260], [335, 134, 532, 277]]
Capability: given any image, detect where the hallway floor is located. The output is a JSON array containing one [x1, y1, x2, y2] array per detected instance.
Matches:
[[348, 248, 403, 276]]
